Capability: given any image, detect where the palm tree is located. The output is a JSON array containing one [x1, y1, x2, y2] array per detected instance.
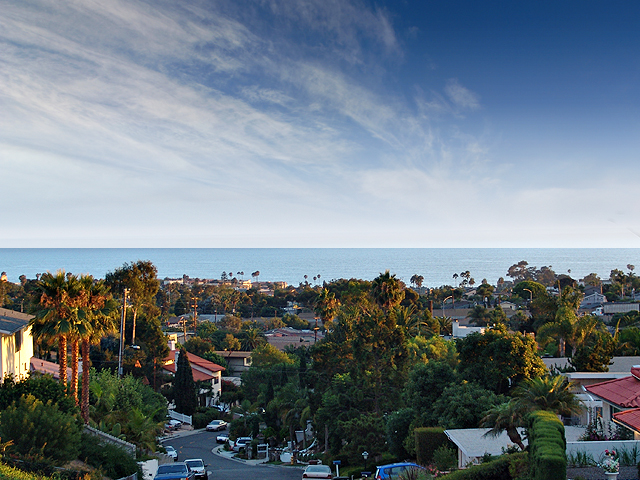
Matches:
[[371, 271, 405, 310], [481, 400, 525, 450], [78, 277, 118, 423], [240, 326, 264, 351], [30, 271, 86, 387], [512, 375, 583, 419]]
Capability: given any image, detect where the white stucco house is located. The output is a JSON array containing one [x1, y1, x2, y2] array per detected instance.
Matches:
[[0, 308, 34, 381], [163, 349, 225, 406]]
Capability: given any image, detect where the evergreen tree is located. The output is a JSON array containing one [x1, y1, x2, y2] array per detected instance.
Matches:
[[174, 348, 197, 415]]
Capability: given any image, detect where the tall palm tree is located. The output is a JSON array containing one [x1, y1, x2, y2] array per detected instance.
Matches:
[[78, 277, 118, 423], [30, 271, 86, 387], [371, 271, 405, 310]]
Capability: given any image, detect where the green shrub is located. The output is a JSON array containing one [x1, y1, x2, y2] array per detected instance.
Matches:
[[0, 395, 81, 465], [415, 427, 451, 465], [433, 445, 457, 471], [439, 452, 528, 480], [78, 432, 141, 480]]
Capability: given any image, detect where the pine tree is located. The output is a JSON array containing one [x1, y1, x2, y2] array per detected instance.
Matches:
[[174, 348, 197, 415]]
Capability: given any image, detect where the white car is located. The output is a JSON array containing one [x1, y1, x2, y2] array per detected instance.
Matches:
[[205, 419, 228, 432], [165, 419, 182, 431], [184, 459, 207, 480], [216, 432, 229, 444], [302, 464, 332, 479], [164, 445, 178, 461]]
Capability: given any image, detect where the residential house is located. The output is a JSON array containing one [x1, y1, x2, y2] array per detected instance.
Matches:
[[163, 349, 225, 406], [451, 320, 485, 339], [213, 350, 252, 376], [580, 293, 607, 310], [0, 308, 34, 381], [584, 365, 640, 439]]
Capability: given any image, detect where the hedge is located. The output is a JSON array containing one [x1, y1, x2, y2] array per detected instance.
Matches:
[[439, 452, 528, 480], [415, 427, 453, 465], [527, 410, 566, 480]]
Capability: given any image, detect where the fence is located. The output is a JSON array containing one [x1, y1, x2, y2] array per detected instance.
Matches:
[[168, 409, 192, 425], [84, 425, 137, 457]]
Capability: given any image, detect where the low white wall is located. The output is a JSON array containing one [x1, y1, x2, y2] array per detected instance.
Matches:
[[567, 440, 640, 464]]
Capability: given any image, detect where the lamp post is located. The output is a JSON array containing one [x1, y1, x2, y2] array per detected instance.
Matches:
[[442, 295, 453, 317], [523, 288, 533, 303], [362, 451, 369, 476]]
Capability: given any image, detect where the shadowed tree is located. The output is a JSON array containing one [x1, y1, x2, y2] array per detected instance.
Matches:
[[371, 271, 405, 310], [174, 348, 197, 415], [314, 288, 340, 330]]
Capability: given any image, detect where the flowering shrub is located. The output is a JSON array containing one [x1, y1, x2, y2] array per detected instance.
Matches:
[[600, 449, 620, 473]]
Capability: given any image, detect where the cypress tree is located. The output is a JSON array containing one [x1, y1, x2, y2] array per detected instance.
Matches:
[[174, 348, 197, 415]]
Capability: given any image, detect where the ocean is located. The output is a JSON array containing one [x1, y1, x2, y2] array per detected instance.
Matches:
[[1, 248, 639, 288]]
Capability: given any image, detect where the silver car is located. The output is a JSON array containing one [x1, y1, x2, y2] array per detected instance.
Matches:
[[184, 459, 207, 480]]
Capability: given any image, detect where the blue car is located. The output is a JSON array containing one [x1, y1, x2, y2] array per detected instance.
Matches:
[[374, 463, 426, 479]]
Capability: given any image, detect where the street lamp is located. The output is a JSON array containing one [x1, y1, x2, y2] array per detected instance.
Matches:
[[442, 295, 453, 317], [362, 451, 369, 475], [523, 288, 533, 303]]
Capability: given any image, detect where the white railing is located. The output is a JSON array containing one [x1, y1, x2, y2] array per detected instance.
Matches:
[[168, 409, 192, 425]]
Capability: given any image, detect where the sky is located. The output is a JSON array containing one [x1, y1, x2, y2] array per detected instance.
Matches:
[[2, 0, 640, 248]]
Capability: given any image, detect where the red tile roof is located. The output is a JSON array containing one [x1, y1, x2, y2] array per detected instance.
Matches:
[[162, 349, 225, 381], [613, 408, 640, 433], [585, 373, 640, 408]]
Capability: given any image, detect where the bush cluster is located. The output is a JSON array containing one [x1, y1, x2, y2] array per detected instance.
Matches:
[[78, 432, 141, 480], [414, 427, 451, 466]]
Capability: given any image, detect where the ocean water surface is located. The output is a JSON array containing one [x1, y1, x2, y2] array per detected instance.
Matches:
[[1, 248, 639, 288]]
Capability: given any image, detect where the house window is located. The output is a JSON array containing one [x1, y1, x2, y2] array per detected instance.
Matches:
[[15, 331, 22, 351], [214, 377, 219, 384]]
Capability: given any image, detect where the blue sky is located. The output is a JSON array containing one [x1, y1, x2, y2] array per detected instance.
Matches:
[[2, 0, 640, 247]]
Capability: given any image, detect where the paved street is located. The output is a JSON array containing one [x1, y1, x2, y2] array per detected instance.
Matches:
[[162, 429, 303, 480]]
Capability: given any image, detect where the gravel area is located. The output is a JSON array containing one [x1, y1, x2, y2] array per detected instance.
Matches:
[[567, 466, 638, 480]]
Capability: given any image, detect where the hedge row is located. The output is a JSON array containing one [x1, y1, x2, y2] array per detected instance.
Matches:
[[527, 410, 566, 480], [439, 452, 528, 480]]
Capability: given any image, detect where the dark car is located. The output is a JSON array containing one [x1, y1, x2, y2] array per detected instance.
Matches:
[[154, 462, 194, 480], [184, 459, 207, 480], [374, 463, 426, 479]]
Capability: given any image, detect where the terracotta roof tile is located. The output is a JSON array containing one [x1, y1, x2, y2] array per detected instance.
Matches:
[[585, 375, 640, 408], [613, 408, 640, 432]]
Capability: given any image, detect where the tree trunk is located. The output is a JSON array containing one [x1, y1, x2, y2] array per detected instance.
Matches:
[[81, 339, 91, 423], [58, 334, 68, 388], [71, 338, 79, 404]]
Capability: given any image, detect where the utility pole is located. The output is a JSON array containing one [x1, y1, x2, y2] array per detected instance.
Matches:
[[191, 297, 198, 333], [118, 288, 129, 377]]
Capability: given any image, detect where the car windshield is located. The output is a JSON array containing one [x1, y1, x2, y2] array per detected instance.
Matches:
[[185, 460, 204, 468], [157, 464, 187, 474], [306, 465, 331, 473]]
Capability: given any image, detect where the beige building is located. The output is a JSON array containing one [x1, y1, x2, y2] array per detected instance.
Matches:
[[0, 308, 34, 380]]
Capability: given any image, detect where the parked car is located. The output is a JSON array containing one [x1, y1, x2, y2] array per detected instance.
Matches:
[[154, 462, 194, 480], [231, 436, 252, 452], [184, 459, 207, 480], [302, 464, 332, 479], [164, 445, 178, 461], [216, 432, 229, 444], [205, 419, 228, 431], [374, 463, 426, 479], [165, 419, 182, 431]]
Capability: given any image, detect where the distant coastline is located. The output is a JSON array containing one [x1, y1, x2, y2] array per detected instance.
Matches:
[[1, 248, 639, 288]]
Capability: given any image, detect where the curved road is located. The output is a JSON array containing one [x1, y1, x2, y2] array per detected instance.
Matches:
[[164, 430, 303, 480]]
